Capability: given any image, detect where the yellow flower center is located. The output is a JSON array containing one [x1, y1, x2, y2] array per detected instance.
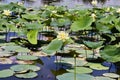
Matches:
[[3, 10, 11, 16], [57, 31, 69, 42]]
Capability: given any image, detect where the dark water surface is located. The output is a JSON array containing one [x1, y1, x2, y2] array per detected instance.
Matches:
[[0, 0, 120, 8]]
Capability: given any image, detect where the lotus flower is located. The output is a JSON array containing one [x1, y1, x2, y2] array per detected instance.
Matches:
[[3, 10, 11, 16], [57, 31, 69, 42], [91, 0, 97, 6]]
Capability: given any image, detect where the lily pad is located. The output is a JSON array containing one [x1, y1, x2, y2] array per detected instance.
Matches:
[[15, 72, 38, 79], [0, 42, 16, 46], [42, 39, 63, 55], [103, 73, 120, 78], [95, 76, 115, 80], [16, 55, 38, 61], [10, 64, 40, 73], [85, 63, 109, 70], [0, 51, 15, 57], [67, 67, 93, 74], [2, 45, 30, 53], [62, 58, 88, 66], [100, 45, 120, 63], [57, 73, 95, 80], [83, 41, 103, 49], [0, 69, 14, 78]]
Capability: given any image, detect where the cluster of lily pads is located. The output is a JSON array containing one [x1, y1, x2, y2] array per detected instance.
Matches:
[[1, 1, 120, 80]]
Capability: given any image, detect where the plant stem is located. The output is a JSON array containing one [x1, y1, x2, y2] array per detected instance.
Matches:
[[85, 49, 87, 58], [109, 63, 112, 72], [74, 54, 76, 80], [92, 49, 95, 58]]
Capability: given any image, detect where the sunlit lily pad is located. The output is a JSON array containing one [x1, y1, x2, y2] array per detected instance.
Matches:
[[10, 64, 40, 73], [15, 72, 38, 78], [85, 63, 109, 70], [95, 76, 115, 80], [2, 45, 30, 53], [16, 55, 38, 61], [67, 67, 93, 74], [57, 73, 95, 80], [0, 69, 14, 78], [103, 73, 120, 78], [16, 60, 34, 64], [61, 58, 88, 66], [15, 48, 30, 53]]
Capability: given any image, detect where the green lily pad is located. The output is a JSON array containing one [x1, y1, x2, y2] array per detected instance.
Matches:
[[2, 45, 30, 53], [27, 30, 38, 44], [85, 63, 109, 70], [0, 42, 16, 46], [42, 39, 63, 55], [103, 73, 120, 78], [0, 69, 14, 78], [57, 73, 95, 80], [75, 49, 93, 55], [16, 55, 38, 61], [83, 41, 103, 49], [95, 76, 115, 80], [62, 58, 88, 66], [71, 16, 93, 31], [0, 51, 15, 57], [15, 48, 30, 53], [15, 72, 38, 79], [67, 67, 93, 74], [10, 64, 40, 73], [100, 45, 120, 63]]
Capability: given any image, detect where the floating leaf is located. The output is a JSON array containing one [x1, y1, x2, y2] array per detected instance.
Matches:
[[103, 73, 120, 79], [0, 42, 16, 46], [22, 13, 39, 20], [0, 69, 14, 78], [2, 45, 21, 52], [100, 45, 120, 63], [57, 73, 95, 80], [15, 47, 30, 53], [15, 72, 38, 79], [16, 55, 38, 61], [10, 64, 40, 73], [62, 58, 87, 66], [95, 76, 115, 80], [27, 30, 38, 44], [67, 67, 93, 74], [83, 41, 103, 49], [71, 16, 93, 31], [42, 39, 63, 55], [0, 51, 15, 57], [85, 63, 109, 70]]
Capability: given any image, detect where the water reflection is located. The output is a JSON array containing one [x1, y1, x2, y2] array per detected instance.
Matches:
[[0, 0, 120, 8]]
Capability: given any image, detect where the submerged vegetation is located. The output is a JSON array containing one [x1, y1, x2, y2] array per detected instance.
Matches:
[[0, 1, 120, 80]]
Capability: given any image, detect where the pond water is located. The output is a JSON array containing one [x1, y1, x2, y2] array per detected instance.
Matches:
[[0, 0, 120, 8], [0, 0, 120, 80]]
